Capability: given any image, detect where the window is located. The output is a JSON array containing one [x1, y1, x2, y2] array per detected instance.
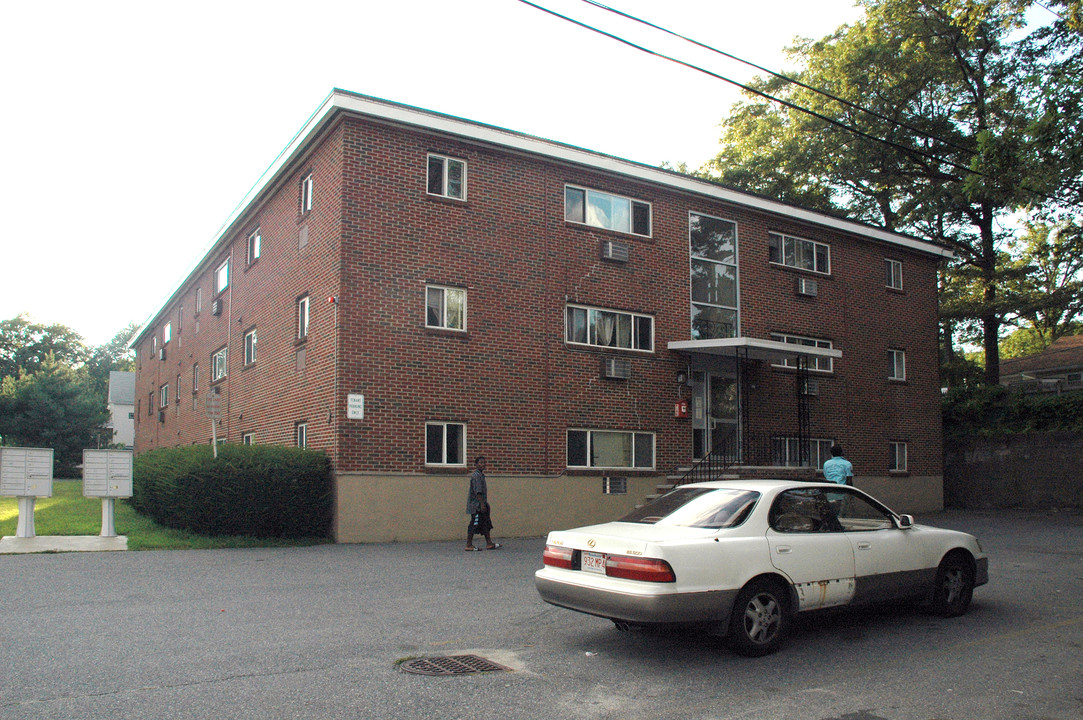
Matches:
[[885, 258, 903, 290], [247, 227, 261, 265], [426, 286, 467, 331], [770, 487, 896, 534], [565, 305, 653, 352], [425, 422, 465, 466], [296, 423, 308, 448], [889, 349, 906, 381], [211, 346, 227, 382], [426, 154, 466, 200], [564, 185, 651, 237], [175, 375, 181, 404], [159, 384, 169, 409], [214, 259, 229, 294], [769, 232, 830, 274], [1068, 372, 1082, 388], [244, 329, 257, 365], [196, 286, 203, 314], [889, 442, 908, 472], [567, 429, 655, 470], [163, 322, 172, 344], [690, 212, 739, 340], [300, 173, 313, 213], [770, 333, 834, 373], [243, 433, 255, 446], [297, 296, 310, 339], [772, 437, 835, 469], [147, 392, 153, 416], [192, 363, 199, 392]]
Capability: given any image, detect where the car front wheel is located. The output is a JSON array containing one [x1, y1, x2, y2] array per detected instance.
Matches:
[[929, 553, 975, 617], [727, 579, 789, 656]]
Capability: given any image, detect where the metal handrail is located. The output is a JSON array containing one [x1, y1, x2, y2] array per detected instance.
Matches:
[[674, 437, 738, 487]]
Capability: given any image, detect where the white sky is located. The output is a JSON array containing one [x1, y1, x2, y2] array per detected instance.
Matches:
[[0, 0, 864, 347]]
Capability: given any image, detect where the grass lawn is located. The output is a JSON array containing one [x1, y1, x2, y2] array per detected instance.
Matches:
[[0, 480, 330, 551]]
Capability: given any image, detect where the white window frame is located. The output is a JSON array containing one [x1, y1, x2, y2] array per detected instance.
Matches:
[[300, 173, 313, 213], [297, 296, 310, 339], [689, 211, 740, 340], [889, 442, 908, 472], [192, 363, 199, 392], [296, 422, 307, 448], [244, 328, 257, 365], [175, 375, 181, 404], [564, 184, 652, 237], [566, 429, 656, 470], [426, 285, 467, 331], [565, 304, 654, 352], [770, 333, 835, 373], [162, 322, 172, 344], [889, 349, 906, 381], [425, 421, 466, 466], [195, 286, 203, 314], [769, 232, 831, 274], [159, 384, 169, 409], [426, 154, 467, 200], [885, 258, 903, 290], [772, 437, 835, 469], [247, 227, 261, 265], [243, 433, 255, 446], [214, 259, 230, 294], [211, 346, 227, 382]]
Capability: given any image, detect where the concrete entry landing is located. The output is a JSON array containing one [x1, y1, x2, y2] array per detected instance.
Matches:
[[0, 535, 128, 554]]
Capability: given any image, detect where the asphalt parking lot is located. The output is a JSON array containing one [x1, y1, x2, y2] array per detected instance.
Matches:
[[2, 509, 1081, 720]]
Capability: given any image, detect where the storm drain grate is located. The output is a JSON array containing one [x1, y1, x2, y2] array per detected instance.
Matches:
[[399, 654, 511, 676]]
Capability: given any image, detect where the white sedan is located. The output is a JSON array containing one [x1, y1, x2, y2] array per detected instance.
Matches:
[[535, 480, 988, 656]]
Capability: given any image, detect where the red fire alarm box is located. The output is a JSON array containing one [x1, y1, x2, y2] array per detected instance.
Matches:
[[674, 398, 690, 418]]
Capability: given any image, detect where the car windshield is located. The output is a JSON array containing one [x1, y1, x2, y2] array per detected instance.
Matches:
[[619, 487, 761, 529]]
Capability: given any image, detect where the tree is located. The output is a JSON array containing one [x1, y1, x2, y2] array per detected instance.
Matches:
[[1000, 219, 1083, 349], [0, 356, 109, 475], [0, 314, 88, 380], [85, 322, 140, 399], [702, 0, 1083, 384]]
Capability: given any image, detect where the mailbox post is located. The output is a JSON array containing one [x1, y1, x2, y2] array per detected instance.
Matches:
[[82, 450, 134, 537], [0, 448, 55, 538]]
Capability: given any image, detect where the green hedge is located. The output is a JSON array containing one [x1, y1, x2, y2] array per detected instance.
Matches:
[[130, 444, 333, 538], [943, 384, 1083, 437]]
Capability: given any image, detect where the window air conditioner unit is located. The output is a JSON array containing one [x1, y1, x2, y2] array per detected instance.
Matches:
[[802, 378, 820, 395], [601, 356, 632, 380], [158, 348, 167, 361], [211, 298, 223, 316], [601, 239, 630, 263], [796, 277, 818, 296], [158, 410, 166, 423]]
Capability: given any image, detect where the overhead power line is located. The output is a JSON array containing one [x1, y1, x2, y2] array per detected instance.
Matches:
[[516, 0, 977, 180], [580, 0, 977, 157]]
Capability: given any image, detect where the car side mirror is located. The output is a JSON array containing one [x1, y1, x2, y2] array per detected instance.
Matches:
[[897, 514, 914, 529]]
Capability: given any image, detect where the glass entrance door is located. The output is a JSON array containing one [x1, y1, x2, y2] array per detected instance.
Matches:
[[709, 374, 738, 461]]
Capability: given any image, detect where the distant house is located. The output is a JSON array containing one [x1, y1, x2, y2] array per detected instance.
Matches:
[[1000, 335, 1083, 393], [106, 371, 135, 448]]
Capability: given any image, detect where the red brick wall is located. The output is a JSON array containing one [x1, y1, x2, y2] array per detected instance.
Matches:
[[136, 112, 944, 484]]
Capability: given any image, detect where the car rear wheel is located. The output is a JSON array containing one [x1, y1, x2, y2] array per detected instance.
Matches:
[[727, 579, 789, 656], [929, 553, 975, 617]]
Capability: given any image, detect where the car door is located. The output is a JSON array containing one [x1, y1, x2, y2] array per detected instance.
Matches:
[[766, 488, 855, 611], [823, 487, 931, 604]]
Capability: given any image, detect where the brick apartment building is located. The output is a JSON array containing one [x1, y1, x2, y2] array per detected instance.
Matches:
[[131, 89, 952, 542]]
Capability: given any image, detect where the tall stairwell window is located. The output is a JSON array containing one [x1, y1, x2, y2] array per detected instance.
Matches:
[[689, 212, 739, 339]]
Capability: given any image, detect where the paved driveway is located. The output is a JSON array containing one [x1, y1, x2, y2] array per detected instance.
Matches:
[[2, 510, 1081, 720]]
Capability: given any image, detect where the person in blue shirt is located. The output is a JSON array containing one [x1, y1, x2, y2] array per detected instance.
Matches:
[[822, 445, 853, 485]]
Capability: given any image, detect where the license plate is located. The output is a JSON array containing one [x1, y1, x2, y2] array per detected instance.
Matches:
[[582, 551, 606, 574]]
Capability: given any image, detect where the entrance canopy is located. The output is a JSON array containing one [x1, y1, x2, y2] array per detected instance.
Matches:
[[668, 337, 842, 363]]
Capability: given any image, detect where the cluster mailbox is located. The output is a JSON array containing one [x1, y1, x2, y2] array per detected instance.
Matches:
[[0, 447, 54, 498], [82, 450, 134, 498]]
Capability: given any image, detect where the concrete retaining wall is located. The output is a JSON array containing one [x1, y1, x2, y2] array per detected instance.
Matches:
[[944, 432, 1083, 509]]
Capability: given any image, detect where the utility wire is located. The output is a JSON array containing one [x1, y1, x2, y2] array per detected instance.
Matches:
[[581, 0, 977, 157], [517, 0, 976, 180]]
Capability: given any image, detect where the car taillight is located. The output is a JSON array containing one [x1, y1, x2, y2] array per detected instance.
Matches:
[[543, 544, 574, 569], [605, 555, 676, 583]]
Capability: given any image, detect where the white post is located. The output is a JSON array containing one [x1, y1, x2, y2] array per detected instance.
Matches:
[[211, 419, 218, 459], [15, 496, 37, 538], [100, 497, 117, 537]]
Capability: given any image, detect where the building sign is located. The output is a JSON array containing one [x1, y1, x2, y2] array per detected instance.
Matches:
[[347, 394, 365, 420]]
